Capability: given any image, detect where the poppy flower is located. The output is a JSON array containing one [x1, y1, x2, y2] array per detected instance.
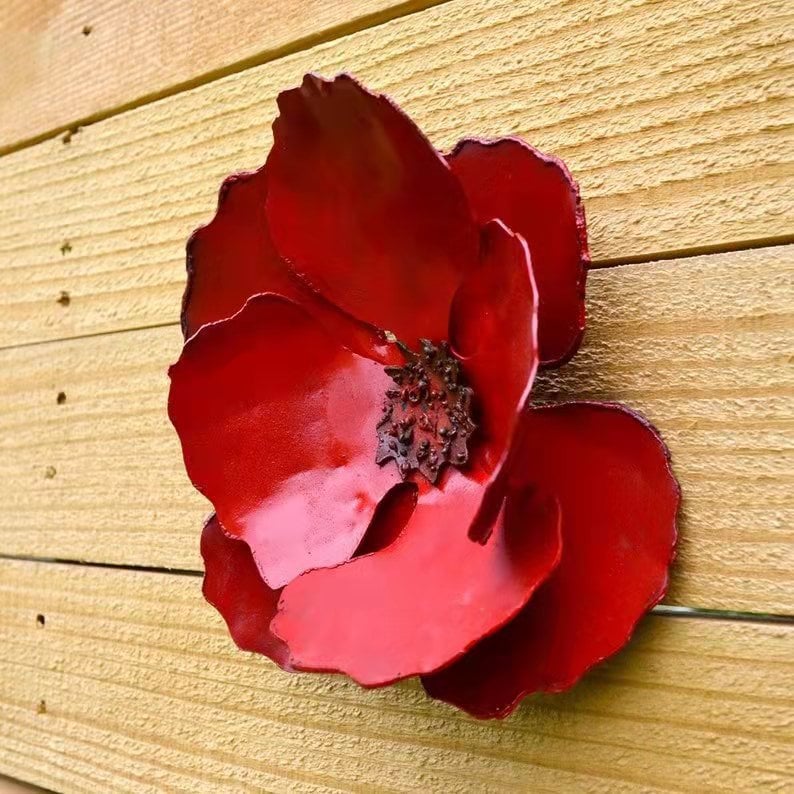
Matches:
[[169, 73, 679, 718]]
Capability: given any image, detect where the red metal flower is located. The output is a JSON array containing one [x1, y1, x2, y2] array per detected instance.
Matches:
[[169, 73, 679, 718]]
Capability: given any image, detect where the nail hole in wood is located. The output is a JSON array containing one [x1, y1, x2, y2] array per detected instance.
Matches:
[[57, 290, 70, 307], [60, 241, 72, 255], [44, 465, 56, 479], [36, 614, 45, 627], [37, 699, 47, 714], [82, 24, 92, 36], [57, 391, 67, 405]]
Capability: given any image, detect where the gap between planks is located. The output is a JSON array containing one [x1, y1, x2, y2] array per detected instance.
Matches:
[[0, 247, 791, 614], [0, 233, 793, 356], [596, 231, 794, 268], [0, 0, 791, 349], [0, 0, 447, 157], [0, 557, 791, 792], [0, 775, 53, 794], [1, 549, 792, 625]]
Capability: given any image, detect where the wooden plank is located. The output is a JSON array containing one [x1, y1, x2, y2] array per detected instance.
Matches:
[[0, 247, 791, 613], [534, 246, 794, 612], [0, 0, 443, 153], [0, 778, 49, 794], [0, 0, 791, 349], [0, 559, 791, 793]]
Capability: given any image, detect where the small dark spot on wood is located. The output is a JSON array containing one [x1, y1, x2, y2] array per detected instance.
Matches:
[[37, 699, 47, 714], [82, 25, 92, 36], [57, 391, 66, 405], [62, 126, 80, 144], [60, 241, 72, 255], [57, 290, 70, 306], [36, 614, 45, 627], [44, 465, 56, 479]]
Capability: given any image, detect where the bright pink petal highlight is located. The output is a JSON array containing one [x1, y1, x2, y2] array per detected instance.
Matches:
[[169, 294, 400, 588]]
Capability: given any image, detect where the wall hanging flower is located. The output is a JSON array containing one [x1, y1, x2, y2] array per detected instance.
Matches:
[[168, 73, 680, 719]]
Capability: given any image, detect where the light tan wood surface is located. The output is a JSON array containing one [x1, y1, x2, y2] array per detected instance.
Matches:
[[0, 246, 790, 613], [0, 0, 791, 349], [0, 558, 791, 793], [0, 777, 50, 794], [1, 0, 793, 789], [0, 0, 442, 153]]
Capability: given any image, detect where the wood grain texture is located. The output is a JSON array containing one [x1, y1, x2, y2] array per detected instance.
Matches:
[[534, 246, 794, 611], [0, 558, 792, 793], [0, 0, 791, 349], [0, 777, 49, 794], [0, 0, 442, 152], [0, 247, 791, 612]]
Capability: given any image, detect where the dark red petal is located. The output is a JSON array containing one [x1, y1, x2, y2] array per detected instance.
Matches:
[[182, 167, 273, 339], [201, 514, 292, 670], [450, 219, 539, 541], [265, 73, 479, 347], [182, 165, 395, 363], [423, 403, 679, 718], [447, 138, 590, 367], [354, 482, 418, 557], [271, 473, 562, 687], [169, 293, 400, 588]]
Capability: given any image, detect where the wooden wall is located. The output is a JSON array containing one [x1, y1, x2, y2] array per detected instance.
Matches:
[[0, 0, 792, 790]]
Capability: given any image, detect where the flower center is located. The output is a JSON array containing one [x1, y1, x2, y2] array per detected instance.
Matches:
[[376, 339, 476, 484]]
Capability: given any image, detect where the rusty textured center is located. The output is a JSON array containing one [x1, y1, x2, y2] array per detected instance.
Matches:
[[376, 340, 476, 484]]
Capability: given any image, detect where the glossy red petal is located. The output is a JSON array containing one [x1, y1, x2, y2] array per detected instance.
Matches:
[[265, 73, 479, 347], [182, 165, 395, 363], [450, 220, 539, 542], [423, 403, 679, 718], [201, 514, 292, 670], [447, 137, 590, 367], [182, 167, 274, 339], [169, 294, 400, 588], [353, 482, 418, 557], [271, 473, 562, 687]]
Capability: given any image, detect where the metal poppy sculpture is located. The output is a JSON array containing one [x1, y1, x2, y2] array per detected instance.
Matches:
[[168, 74, 680, 719]]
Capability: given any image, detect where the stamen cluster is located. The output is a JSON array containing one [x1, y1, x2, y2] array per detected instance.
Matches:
[[376, 340, 476, 483]]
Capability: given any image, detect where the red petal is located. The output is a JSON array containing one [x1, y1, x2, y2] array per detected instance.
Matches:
[[271, 473, 562, 687], [423, 403, 679, 718], [450, 219, 539, 541], [201, 514, 292, 670], [182, 167, 274, 339], [182, 166, 395, 362], [265, 73, 479, 347], [353, 482, 418, 557], [447, 138, 590, 367], [169, 294, 400, 588]]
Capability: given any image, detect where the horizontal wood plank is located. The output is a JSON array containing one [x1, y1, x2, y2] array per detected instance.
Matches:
[[0, 0, 442, 152], [0, 558, 791, 793], [534, 246, 794, 611], [0, 0, 791, 348], [0, 247, 791, 613], [0, 777, 48, 794]]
